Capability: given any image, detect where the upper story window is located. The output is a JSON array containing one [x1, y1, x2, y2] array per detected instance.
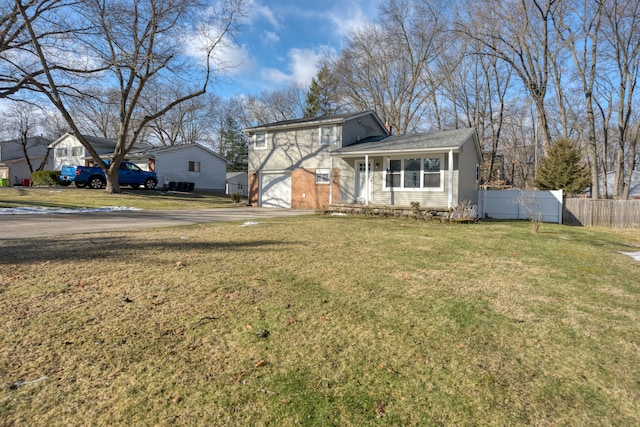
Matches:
[[320, 125, 337, 145], [385, 155, 444, 191], [254, 132, 267, 150], [72, 146, 84, 156], [56, 147, 68, 157]]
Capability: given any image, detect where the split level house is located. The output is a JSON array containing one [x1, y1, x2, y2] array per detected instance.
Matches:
[[49, 133, 228, 192], [244, 110, 483, 210]]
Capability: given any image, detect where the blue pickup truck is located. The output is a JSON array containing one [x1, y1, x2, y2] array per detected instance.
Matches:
[[60, 161, 158, 189]]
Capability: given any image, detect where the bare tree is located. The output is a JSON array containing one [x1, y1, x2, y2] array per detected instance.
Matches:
[[553, 0, 604, 198], [16, 0, 246, 193], [0, 0, 69, 98], [2, 101, 52, 172], [327, 0, 452, 134], [601, 0, 640, 199], [244, 85, 306, 126], [144, 87, 217, 146], [458, 0, 559, 151]]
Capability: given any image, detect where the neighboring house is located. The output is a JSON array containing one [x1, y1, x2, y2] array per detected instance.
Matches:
[[600, 171, 640, 198], [49, 133, 154, 170], [245, 111, 483, 210], [49, 133, 228, 191], [142, 144, 228, 192], [226, 171, 248, 196], [0, 136, 53, 186]]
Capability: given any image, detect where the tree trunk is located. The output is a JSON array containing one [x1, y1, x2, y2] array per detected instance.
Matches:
[[105, 165, 121, 194]]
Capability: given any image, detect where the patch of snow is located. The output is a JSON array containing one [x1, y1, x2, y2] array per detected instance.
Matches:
[[240, 221, 261, 227], [0, 206, 142, 215], [620, 251, 640, 262], [330, 213, 348, 216]]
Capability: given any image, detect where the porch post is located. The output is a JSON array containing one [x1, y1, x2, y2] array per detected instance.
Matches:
[[365, 154, 370, 205], [448, 149, 454, 209]]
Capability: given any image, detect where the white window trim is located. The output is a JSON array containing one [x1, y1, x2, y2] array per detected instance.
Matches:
[[319, 125, 337, 145], [254, 132, 267, 150], [383, 155, 445, 192], [316, 168, 330, 184]]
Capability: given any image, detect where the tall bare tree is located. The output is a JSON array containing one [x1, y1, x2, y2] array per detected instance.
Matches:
[[553, 0, 604, 198], [327, 0, 452, 134], [602, 0, 640, 199], [458, 0, 559, 151], [17, 0, 246, 193]]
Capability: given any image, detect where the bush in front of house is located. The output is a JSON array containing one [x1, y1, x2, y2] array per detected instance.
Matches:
[[31, 170, 64, 186]]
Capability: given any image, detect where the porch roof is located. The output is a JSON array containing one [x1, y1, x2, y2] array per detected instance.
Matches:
[[331, 128, 476, 158]]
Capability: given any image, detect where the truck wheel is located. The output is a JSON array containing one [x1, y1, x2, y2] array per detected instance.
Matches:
[[144, 178, 157, 190], [75, 181, 87, 188], [88, 176, 105, 189]]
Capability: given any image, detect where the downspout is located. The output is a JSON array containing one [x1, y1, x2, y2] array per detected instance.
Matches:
[[448, 149, 454, 209], [365, 154, 370, 205]]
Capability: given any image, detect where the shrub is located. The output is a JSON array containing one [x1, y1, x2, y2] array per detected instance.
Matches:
[[31, 170, 62, 186], [230, 192, 241, 203]]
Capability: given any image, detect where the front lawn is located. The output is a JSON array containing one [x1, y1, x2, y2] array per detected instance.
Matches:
[[0, 187, 236, 210], [0, 217, 638, 425]]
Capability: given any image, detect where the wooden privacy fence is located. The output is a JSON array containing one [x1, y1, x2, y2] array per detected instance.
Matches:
[[563, 199, 640, 228]]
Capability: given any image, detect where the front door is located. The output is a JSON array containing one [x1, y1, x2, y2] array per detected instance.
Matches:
[[355, 161, 372, 203]]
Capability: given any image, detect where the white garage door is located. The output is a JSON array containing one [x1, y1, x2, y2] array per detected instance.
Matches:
[[261, 173, 291, 208]]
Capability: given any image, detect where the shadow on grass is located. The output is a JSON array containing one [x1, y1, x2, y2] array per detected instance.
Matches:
[[0, 235, 292, 265]]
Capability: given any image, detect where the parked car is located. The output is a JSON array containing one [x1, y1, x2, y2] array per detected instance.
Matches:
[[60, 161, 158, 189]]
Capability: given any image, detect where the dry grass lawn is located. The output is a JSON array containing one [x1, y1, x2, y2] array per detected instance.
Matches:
[[1, 215, 639, 425]]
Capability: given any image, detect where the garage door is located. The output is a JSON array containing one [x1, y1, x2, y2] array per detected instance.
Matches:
[[261, 173, 291, 208]]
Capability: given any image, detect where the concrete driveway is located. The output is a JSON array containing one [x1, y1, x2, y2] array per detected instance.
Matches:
[[0, 207, 314, 240]]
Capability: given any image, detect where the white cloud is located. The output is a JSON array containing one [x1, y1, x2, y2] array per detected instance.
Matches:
[[261, 46, 335, 88], [245, 0, 280, 29], [327, 5, 375, 38], [263, 31, 280, 45]]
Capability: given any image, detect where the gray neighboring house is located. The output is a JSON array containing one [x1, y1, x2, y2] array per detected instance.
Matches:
[[226, 171, 248, 196], [0, 136, 53, 186], [245, 110, 483, 210], [49, 133, 228, 191], [600, 171, 640, 198]]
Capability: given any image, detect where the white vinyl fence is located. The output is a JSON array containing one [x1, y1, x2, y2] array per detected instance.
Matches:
[[478, 190, 563, 224]]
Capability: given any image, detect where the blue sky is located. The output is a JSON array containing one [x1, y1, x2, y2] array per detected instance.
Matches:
[[211, 0, 382, 98]]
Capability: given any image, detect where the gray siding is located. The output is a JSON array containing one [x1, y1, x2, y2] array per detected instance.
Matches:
[[249, 126, 341, 172], [155, 146, 226, 191], [341, 114, 387, 146]]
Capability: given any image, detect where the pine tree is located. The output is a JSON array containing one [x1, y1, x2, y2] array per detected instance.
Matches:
[[218, 114, 248, 172], [534, 138, 590, 193], [303, 64, 340, 118]]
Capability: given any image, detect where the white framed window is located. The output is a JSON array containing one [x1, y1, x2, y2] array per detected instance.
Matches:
[[320, 125, 337, 145], [316, 168, 330, 184], [72, 146, 84, 156], [56, 147, 68, 157], [384, 155, 444, 191], [254, 132, 267, 150], [189, 161, 200, 172]]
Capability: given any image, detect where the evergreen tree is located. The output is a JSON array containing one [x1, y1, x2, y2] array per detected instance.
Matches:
[[218, 114, 248, 172], [534, 138, 590, 193], [303, 64, 341, 118]]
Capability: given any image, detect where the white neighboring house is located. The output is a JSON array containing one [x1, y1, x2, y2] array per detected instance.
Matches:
[[226, 171, 248, 196], [49, 134, 228, 191], [600, 171, 640, 198], [49, 133, 154, 170], [0, 136, 53, 186]]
